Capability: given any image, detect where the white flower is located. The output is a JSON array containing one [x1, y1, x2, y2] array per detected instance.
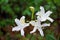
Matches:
[[36, 6, 54, 22], [12, 16, 29, 36], [29, 16, 50, 37]]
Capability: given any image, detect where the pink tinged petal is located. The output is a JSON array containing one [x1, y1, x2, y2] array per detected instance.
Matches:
[[12, 26, 20, 31], [21, 29, 24, 36], [45, 11, 52, 17], [42, 23, 50, 27], [15, 18, 21, 25], [38, 28, 44, 37], [47, 17, 54, 22], [30, 26, 37, 34]]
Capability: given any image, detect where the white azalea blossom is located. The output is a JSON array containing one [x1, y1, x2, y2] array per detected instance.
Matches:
[[29, 16, 50, 36], [36, 6, 54, 22], [12, 16, 29, 36], [12, 6, 54, 37]]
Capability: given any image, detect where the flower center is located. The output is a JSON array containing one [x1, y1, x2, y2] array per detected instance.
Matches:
[[20, 20, 25, 24]]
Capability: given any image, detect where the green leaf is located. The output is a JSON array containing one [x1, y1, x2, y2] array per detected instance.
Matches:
[[34, 0, 43, 5], [31, 35, 36, 40], [23, 8, 31, 16], [16, 33, 21, 38], [53, 0, 60, 6], [0, 0, 8, 4], [13, 5, 20, 13], [38, 35, 43, 40], [46, 34, 56, 40], [26, 34, 32, 39]]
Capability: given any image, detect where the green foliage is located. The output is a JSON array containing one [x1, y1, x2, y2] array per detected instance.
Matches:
[[16, 33, 21, 38], [38, 36, 43, 40], [0, 0, 8, 4], [0, 19, 14, 27], [26, 34, 32, 39], [53, 0, 60, 6], [0, 0, 60, 40], [45, 34, 56, 40], [22, 8, 31, 16], [5, 33, 11, 40], [0, 0, 58, 27], [30, 35, 36, 40]]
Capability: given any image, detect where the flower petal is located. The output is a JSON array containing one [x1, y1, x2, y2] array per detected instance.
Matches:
[[20, 16, 25, 24], [23, 23, 29, 28], [12, 26, 20, 31], [37, 16, 46, 22], [36, 6, 45, 16], [45, 11, 52, 17], [30, 26, 37, 34], [36, 11, 40, 16], [40, 6, 45, 15], [38, 28, 44, 36], [21, 29, 24, 36], [47, 17, 54, 22], [37, 16, 41, 20], [42, 23, 50, 27], [15, 18, 21, 25], [29, 21, 35, 26]]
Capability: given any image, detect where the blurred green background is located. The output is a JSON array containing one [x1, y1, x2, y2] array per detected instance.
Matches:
[[0, 0, 60, 40]]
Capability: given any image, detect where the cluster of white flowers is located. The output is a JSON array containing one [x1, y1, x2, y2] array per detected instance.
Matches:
[[12, 6, 54, 37]]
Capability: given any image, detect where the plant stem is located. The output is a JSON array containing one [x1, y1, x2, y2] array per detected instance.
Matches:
[[29, 6, 34, 20], [31, 11, 34, 20]]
